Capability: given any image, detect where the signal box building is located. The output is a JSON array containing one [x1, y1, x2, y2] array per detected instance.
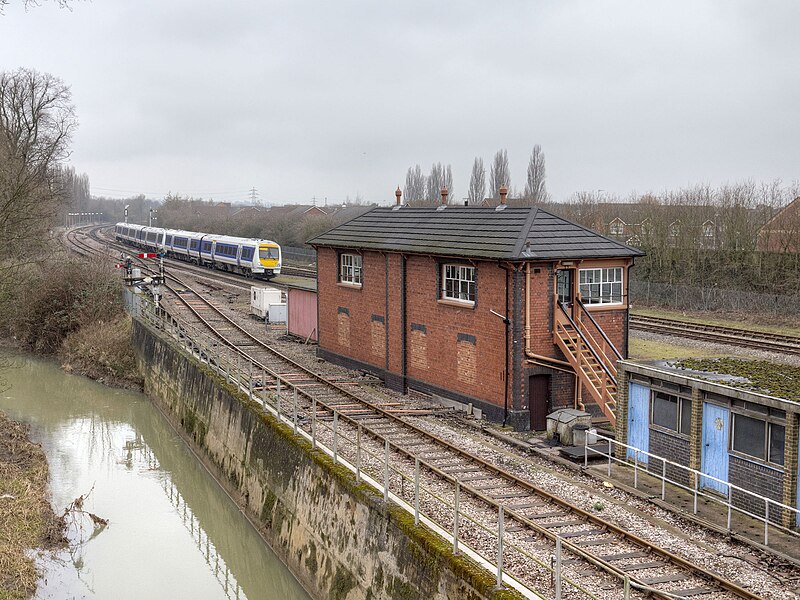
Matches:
[[308, 190, 644, 431]]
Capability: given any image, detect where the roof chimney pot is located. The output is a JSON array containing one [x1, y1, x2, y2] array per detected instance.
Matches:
[[441, 186, 449, 205], [499, 185, 508, 205], [395, 186, 402, 206]]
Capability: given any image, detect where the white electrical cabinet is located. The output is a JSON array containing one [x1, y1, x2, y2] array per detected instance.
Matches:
[[250, 286, 283, 319]]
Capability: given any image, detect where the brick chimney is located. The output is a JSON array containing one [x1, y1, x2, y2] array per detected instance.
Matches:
[[499, 185, 508, 205], [395, 186, 402, 206], [441, 186, 449, 205]]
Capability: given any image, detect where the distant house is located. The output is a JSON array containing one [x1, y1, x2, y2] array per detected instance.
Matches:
[[758, 197, 800, 253], [308, 189, 644, 430]]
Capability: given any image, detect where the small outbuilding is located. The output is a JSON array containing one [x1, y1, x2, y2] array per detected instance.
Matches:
[[308, 188, 644, 430]]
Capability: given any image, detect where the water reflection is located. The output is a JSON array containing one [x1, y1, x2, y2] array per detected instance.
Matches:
[[0, 351, 309, 600]]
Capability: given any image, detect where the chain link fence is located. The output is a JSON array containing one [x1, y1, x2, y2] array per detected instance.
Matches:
[[630, 279, 800, 317]]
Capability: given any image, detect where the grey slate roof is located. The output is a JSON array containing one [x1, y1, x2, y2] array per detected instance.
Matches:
[[307, 206, 644, 261]]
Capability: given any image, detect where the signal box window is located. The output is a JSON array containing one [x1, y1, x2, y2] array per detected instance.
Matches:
[[340, 253, 362, 286], [579, 267, 623, 305], [442, 264, 476, 304]]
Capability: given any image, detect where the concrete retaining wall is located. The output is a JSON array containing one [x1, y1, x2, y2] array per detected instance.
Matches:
[[132, 319, 521, 600]]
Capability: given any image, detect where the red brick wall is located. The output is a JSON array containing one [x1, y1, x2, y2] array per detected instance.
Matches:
[[403, 255, 506, 408], [317, 247, 389, 370], [317, 248, 508, 410]]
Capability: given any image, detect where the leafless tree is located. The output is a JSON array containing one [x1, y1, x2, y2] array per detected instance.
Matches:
[[489, 149, 510, 199], [524, 144, 549, 204], [0, 0, 72, 14], [468, 157, 485, 205], [426, 163, 444, 203], [0, 68, 77, 268], [404, 165, 425, 202]]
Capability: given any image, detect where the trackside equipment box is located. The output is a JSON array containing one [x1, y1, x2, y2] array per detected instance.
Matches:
[[250, 286, 283, 319]]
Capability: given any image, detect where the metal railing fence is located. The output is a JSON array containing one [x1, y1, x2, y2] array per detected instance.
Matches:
[[586, 432, 800, 547], [132, 295, 716, 599]]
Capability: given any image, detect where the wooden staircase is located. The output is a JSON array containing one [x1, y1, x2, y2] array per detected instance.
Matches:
[[554, 302, 621, 426]]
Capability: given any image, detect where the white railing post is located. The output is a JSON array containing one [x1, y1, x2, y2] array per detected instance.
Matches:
[[356, 424, 362, 484], [496, 505, 504, 589], [384, 440, 389, 503], [276, 377, 282, 417], [414, 457, 420, 526], [633, 450, 638, 489], [312, 398, 317, 450], [727, 485, 733, 531], [764, 500, 770, 546], [607, 438, 612, 477], [453, 480, 460, 555], [661, 462, 667, 500], [624, 574, 631, 600], [248, 360, 253, 397], [293, 387, 298, 435], [261, 367, 266, 406], [554, 536, 562, 600], [333, 410, 338, 464]]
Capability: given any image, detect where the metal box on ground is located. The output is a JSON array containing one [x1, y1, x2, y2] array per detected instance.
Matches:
[[546, 409, 592, 446], [267, 303, 287, 324], [250, 286, 283, 318]]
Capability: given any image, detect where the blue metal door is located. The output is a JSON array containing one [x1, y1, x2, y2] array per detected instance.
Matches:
[[627, 383, 649, 464], [796, 458, 800, 527], [701, 403, 729, 494]]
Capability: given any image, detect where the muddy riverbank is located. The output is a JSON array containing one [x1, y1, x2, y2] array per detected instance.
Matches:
[[0, 410, 65, 599]]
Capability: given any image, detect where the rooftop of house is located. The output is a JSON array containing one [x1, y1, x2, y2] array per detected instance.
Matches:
[[308, 205, 644, 261]]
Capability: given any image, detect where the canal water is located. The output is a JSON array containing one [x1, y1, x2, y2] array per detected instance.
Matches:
[[0, 351, 310, 600]]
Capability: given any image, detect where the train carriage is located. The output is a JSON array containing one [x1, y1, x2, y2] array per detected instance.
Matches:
[[114, 223, 281, 279]]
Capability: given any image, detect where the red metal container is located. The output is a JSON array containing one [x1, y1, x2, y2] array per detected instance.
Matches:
[[287, 288, 318, 342]]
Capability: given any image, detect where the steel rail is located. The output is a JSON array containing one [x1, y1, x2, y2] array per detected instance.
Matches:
[[630, 315, 800, 356], [159, 276, 760, 599], [67, 226, 763, 599]]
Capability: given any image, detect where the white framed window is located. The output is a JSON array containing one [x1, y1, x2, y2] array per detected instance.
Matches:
[[442, 264, 476, 304], [609, 219, 625, 236], [339, 253, 362, 285], [579, 267, 623, 305]]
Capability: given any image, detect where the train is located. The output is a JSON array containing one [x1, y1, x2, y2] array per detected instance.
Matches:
[[114, 223, 282, 279]]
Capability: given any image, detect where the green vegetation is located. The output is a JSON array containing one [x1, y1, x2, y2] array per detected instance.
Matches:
[[0, 256, 142, 389], [629, 337, 725, 361], [674, 358, 800, 401]]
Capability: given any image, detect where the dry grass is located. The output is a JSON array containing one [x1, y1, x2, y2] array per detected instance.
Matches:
[[60, 315, 143, 390], [0, 412, 64, 599], [628, 336, 726, 361]]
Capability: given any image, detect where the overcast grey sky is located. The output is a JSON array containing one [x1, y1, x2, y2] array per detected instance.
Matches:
[[2, 1, 798, 205]]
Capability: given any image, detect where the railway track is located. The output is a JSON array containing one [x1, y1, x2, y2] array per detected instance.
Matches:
[[630, 315, 800, 356], [65, 225, 768, 600]]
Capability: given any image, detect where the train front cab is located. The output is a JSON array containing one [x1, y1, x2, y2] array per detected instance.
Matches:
[[258, 243, 281, 278]]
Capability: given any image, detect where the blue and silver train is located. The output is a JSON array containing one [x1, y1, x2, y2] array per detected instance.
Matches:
[[114, 223, 282, 279]]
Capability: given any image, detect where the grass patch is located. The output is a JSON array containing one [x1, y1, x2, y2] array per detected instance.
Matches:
[[629, 337, 724, 361], [60, 315, 143, 389], [674, 358, 800, 401], [0, 412, 65, 599]]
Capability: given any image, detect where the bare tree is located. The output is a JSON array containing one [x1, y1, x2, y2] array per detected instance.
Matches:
[[489, 149, 510, 199], [0, 0, 72, 14], [524, 144, 549, 204], [0, 68, 77, 267], [468, 157, 485, 205], [404, 165, 425, 202], [426, 163, 443, 203]]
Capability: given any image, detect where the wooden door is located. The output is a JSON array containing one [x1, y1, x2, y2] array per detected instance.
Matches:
[[529, 375, 550, 431]]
